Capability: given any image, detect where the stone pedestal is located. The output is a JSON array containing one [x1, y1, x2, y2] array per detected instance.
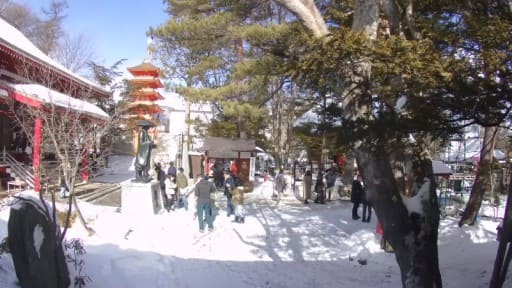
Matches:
[[121, 180, 163, 215]]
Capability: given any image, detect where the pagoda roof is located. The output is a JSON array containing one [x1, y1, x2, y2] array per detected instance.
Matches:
[[129, 91, 164, 101], [126, 101, 163, 114], [125, 114, 158, 122], [128, 77, 164, 89], [127, 61, 160, 77], [129, 88, 163, 97], [0, 18, 110, 99]]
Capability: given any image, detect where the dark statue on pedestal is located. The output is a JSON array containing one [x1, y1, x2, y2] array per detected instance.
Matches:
[[133, 120, 155, 183]]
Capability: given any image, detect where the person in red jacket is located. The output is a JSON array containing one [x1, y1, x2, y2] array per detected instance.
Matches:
[[229, 160, 238, 177]]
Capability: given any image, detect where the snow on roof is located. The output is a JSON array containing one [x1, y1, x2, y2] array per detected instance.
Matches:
[[432, 160, 452, 175], [0, 17, 108, 94], [10, 83, 109, 120], [196, 137, 256, 153]]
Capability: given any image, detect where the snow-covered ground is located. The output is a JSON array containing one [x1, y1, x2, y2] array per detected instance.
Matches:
[[0, 155, 510, 287]]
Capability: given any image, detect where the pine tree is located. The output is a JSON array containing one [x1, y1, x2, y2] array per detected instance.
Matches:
[[152, 1, 308, 157]]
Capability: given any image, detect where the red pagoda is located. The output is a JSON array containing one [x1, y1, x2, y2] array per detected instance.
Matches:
[[126, 60, 164, 152]]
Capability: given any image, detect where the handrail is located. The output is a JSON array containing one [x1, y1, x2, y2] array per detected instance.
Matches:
[[0, 152, 34, 189]]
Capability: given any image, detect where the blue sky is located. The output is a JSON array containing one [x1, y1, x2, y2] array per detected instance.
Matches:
[[22, 0, 168, 70]]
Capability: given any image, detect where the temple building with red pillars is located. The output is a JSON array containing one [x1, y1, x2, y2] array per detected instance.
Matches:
[[0, 17, 110, 192], [125, 59, 164, 153]]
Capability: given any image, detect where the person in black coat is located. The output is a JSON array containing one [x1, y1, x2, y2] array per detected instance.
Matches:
[[314, 171, 325, 204], [59, 174, 68, 199], [361, 179, 372, 223], [351, 175, 364, 220], [155, 163, 170, 211]]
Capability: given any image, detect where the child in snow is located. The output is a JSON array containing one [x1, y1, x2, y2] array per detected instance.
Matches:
[[232, 184, 246, 223]]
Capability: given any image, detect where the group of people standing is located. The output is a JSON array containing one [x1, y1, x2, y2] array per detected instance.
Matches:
[[209, 160, 238, 189], [154, 161, 189, 212], [154, 159, 247, 233], [191, 163, 373, 233], [192, 169, 245, 233], [350, 174, 372, 222], [301, 167, 339, 204], [300, 168, 372, 223]]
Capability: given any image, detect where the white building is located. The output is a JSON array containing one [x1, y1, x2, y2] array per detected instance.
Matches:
[[442, 124, 506, 164], [152, 92, 214, 171]]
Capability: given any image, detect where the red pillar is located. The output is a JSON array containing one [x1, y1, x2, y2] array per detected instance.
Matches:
[[32, 118, 41, 192], [81, 147, 88, 182]]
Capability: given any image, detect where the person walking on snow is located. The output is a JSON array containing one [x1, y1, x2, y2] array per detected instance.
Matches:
[[275, 169, 287, 201], [303, 170, 312, 204], [155, 163, 171, 211], [361, 177, 372, 223], [351, 175, 364, 220], [194, 175, 216, 232], [232, 184, 246, 223], [223, 170, 236, 217], [176, 167, 188, 207], [325, 168, 337, 201], [314, 170, 325, 204]]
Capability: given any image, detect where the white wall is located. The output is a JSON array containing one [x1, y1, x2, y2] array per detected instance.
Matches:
[[154, 92, 214, 167]]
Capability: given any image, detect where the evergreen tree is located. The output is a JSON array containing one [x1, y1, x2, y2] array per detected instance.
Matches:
[[152, 0, 306, 159]]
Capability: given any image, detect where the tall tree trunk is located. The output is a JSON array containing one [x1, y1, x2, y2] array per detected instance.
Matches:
[[356, 143, 442, 287], [459, 126, 498, 226], [489, 172, 512, 288], [350, 1, 441, 284], [277, 0, 443, 286], [183, 79, 192, 176], [236, 37, 248, 139]]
